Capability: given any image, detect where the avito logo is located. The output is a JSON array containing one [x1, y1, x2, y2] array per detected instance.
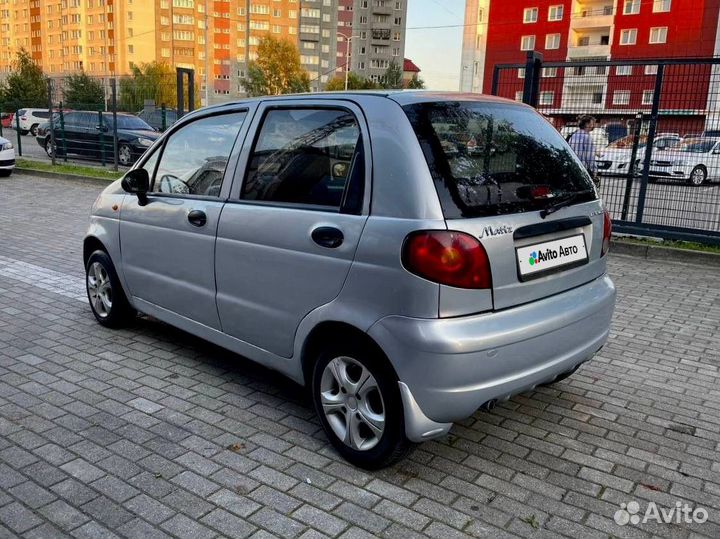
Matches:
[[528, 244, 579, 267]]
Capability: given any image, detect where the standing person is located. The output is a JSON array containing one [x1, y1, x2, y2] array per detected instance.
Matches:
[[568, 115, 599, 187]]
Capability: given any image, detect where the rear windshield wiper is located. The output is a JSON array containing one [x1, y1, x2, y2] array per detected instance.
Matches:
[[539, 189, 594, 219]]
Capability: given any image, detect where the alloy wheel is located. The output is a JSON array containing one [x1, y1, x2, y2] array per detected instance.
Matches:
[[87, 262, 113, 318], [118, 145, 132, 166], [320, 356, 385, 451], [691, 167, 706, 186]]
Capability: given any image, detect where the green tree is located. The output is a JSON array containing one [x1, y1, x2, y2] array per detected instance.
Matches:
[[63, 71, 105, 110], [119, 61, 177, 112], [0, 49, 48, 112], [381, 60, 404, 90], [240, 35, 310, 96], [407, 75, 426, 90], [325, 73, 380, 91]]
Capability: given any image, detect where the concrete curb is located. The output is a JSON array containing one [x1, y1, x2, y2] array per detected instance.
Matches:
[[11, 167, 118, 186], [611, 239, 720, 267]]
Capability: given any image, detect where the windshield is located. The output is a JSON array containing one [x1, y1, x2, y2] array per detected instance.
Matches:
[[403, 101, 597, 218], [608, 135, 647, 150], [104, 115, 153, 131], [677, 138, 717, 153]]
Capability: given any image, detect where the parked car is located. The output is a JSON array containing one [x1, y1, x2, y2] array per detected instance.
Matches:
[[84, 93, 616, 468], [597, 133, 681, 177], [560, 125, 609, 149], [649, 137, 720, 185], [0, 136, 14, 176], [16, 108, 56, 136], [136, 108, 178, 132], [605, 122, 629, 143], [1, 112, 13, 129], [37, 111, 159, 166]]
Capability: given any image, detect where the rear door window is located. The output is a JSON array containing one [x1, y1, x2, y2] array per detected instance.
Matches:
[[403, 102, 597, 218], [241, 108, 363, 210]]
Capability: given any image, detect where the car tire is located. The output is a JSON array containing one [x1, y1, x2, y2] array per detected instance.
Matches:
[[86, 250, 136, 328], [19, 129, 28, 136], [30, 124, 38, 137], [45, 138, 57, 158], [311, 339, 412, 469], [689, 166, 707, 186], [118, 144, 133, 167], [0, 169, 12, 177]]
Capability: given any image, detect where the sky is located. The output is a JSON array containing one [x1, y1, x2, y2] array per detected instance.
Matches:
[[405, 0, 466, 91]]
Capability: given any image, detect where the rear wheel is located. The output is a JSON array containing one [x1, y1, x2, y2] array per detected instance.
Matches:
[[311, 340, 411, 469], [30, 124, 38, 137], [86, 250, 136, 328], [689, 166, 707, 186]]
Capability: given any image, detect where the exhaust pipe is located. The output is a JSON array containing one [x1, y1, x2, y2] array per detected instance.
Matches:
[[480, 399, 497, 412]]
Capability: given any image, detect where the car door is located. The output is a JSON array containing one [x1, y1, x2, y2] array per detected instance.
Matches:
[[119, 108, 250, 329], [708, 141, 720, 180], [215, 100, 370, 358]]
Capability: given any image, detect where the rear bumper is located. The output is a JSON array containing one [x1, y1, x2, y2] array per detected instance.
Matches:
[[369, 274, 616, 435]]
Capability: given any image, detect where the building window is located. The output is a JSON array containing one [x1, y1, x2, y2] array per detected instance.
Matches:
[[523, 7, 538, 23], [653, 0, 671, 12], [623, 0, 640, 14], [548, 5, 563, 21], [520, 35, 536, 51], [515, 91, 524, 102], [545, 33, 560, 49], [613, 91, 630, 105], [539, 91, 553, 105], [616, 65, 632, 75], [642, 90, 654, 105], [649, 27, 668, 44], [645, 65, 659, 75], [542, 67, 557, 77], [518, 68, 525, 78], [620, 29, 637, 45]]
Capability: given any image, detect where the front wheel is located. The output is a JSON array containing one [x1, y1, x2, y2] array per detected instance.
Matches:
[[0, 169, 12, 177], [689, 166, 707, 186], [30, 124, 38, 137], [86, 250, 136, 328], [118, 144, 133, 166], [311, 342, 411, 469]]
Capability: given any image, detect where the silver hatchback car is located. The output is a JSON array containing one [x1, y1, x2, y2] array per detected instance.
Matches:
[[84, 92, 616, 468]]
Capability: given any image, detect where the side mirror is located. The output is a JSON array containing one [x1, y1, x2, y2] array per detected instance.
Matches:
[[96, 124, 108, 132], [121, 168, 150, 206], [713, 148, 720, 155]]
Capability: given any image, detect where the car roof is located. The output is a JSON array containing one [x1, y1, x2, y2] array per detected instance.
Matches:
[[196, 91, 526, 113]]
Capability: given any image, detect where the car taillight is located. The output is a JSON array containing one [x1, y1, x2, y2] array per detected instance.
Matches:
[[601, 210, 612, 257], [402, 230, 492, 289]]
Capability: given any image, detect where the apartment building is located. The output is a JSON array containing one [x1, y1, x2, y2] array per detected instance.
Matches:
[[337, 0, 407, 84], [460, 0, 720, 105], [1, 0, 406, 96]]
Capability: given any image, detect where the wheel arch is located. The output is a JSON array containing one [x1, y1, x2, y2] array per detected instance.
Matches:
[[300, 321, 399, 388], [83, 236, 108, 267]]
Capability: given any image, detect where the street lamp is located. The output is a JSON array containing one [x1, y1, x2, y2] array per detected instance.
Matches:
[[336, 33, 360, 91]]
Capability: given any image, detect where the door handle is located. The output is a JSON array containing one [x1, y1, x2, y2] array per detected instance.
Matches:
[[311, 226, 344, 248], [187, 209, 207, 227]]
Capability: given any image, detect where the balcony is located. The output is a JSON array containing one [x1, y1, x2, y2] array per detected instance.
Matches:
[[572, 6, 613, 29], [568, 43, 610, 58], [371, 28, 391, 42], [372, 6, 392, 15]]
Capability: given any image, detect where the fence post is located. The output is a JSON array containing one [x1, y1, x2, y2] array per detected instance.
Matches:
[[188, 69, 195, 112], [621, 112, 643, 221], [59, 108, 67, 162], [98, 110, 105, 167], [111, 79, 118, 172], [161, 104, 167, 132], [47, 78, 56, 166], [0, 105, 3, 138], [14, 110, 21, 157], [490, 65, 500, 96], [522, 51, 543, 107], [635, 63, 664, 225], [177, 69, 185, 118]]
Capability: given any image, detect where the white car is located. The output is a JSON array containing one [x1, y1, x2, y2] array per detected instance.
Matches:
[[16, 108, 53, 136], [649, 137, 720, 186], [0, 136, 15, 176], [597, 133, 681, 177]]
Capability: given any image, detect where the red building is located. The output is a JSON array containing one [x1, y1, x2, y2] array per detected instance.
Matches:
[[461, 0, 720, 133]]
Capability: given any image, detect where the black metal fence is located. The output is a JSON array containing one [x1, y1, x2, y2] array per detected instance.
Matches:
[[0, 69, 196, 171], [492, 52, 720, 245]]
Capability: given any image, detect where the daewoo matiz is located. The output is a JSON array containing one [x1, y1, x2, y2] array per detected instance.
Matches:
[[84, 92, 616, 468]]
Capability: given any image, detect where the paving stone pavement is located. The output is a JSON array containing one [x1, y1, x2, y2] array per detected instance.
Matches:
[[1, 174, 719, 539]]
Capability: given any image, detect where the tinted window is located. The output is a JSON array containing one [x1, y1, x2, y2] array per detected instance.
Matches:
[[404, 102, 597, 218], [152, 112, 246, 197], [34, 111, 50, 119], [109, 115, 153, 131], [242, 108, 361, 209]]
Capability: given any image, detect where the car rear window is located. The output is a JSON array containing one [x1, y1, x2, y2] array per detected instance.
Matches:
[[403, 101, 597, 218]]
